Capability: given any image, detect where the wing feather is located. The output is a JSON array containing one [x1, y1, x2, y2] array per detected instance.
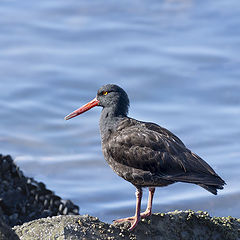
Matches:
[[104, 118, 220, 183]]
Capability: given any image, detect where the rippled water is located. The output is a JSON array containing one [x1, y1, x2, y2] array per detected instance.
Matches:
[[1, 0, 240, 223]]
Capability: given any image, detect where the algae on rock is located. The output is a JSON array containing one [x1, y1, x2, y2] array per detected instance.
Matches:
[[13, 210, 240, 240]]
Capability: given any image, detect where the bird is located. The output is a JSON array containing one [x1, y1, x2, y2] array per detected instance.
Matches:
[[64, 84, 225, 231]]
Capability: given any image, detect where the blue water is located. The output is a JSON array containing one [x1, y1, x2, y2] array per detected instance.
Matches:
[[1, 0, 240, 223]]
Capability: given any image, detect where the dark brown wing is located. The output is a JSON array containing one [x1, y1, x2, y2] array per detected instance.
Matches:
[[103, 118, 225, 192], [143, 121, 186, 147]]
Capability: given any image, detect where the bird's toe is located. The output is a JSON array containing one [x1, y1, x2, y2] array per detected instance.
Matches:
[[113, 216, 140, 231]]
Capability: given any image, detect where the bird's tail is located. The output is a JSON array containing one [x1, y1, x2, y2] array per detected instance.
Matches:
[[163, 173, 226, 195], [197, 183, 224, 195], [197, 175, 226, 195]]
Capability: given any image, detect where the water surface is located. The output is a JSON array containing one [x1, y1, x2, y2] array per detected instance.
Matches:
[[1, 0, 240, 223]]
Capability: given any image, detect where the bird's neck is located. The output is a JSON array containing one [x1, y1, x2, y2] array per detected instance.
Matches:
[[99, 106, 126, 140]]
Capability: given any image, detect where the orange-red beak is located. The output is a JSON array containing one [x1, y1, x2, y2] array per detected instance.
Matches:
[[64, 97, 100, 120]]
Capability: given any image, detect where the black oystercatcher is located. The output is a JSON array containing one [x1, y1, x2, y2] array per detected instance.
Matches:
[[65, 84, 225, 231]]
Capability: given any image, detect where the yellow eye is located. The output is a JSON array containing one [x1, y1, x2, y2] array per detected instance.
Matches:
[[103, 91, 108, 95]]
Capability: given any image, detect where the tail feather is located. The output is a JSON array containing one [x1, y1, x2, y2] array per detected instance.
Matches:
[[197, 184, 222, 195], [198, 175, 225, 195], [162, 173, 226, 195]]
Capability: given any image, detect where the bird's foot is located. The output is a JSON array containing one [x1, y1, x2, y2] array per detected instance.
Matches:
[[113, 216, 135, 223], [113, 210, 151, 224], [113, 215, 140, 231], [140, 209, 152, 218], [113, 210, 152, 231]]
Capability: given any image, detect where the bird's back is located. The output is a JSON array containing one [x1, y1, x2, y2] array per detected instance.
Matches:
[[102, 117, 225, 194]]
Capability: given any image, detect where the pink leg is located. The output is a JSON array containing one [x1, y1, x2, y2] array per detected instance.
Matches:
[[113, 188, 142, 231], [140, 187, 155, 218]]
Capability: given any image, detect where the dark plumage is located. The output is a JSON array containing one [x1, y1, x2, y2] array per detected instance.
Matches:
[[102, 117, 224, 194], [65, 84, 225, 231]]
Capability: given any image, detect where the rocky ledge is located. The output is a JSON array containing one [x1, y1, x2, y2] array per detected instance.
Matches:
[[11, 211, 240, 240]]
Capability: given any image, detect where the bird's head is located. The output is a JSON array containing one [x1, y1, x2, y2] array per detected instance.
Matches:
[[65, 84, 129, 120]]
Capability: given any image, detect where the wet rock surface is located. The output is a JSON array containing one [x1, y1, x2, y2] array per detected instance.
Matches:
[[13, 211, 240, 240], [0, 154, 79, 227]]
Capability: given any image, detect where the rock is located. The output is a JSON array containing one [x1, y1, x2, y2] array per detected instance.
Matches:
[[13, 211, 240, 240], [0, 220, 19, 240], [0, 154, 79, 227]]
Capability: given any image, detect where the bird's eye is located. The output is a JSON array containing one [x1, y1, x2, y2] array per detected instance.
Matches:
[[103, 91, 108, 96]]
